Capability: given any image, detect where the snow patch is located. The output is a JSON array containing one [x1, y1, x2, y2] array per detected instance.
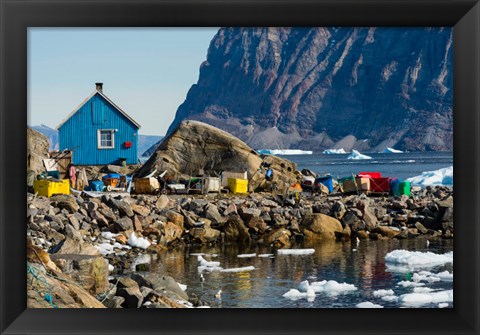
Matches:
[[128, 232, 151, 249]]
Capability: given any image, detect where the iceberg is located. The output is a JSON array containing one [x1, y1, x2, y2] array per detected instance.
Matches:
[[347, 149, 372, 160], [298, 280, 357, 295], [257, 149, 313, 155], [373, 289, 395, 297], [398, 289, 453, 306], [277, 249, 315, 255], [406, 166, 453, 186], [385, 250, 453, 270], [381, 147, 403, 153], [322, 148, 347, 154]]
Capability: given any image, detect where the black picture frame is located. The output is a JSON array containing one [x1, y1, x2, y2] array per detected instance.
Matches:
[[1, 0, 479, 334]]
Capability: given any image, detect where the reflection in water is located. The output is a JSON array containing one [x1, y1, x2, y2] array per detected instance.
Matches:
[[148, 239, 453, 308]]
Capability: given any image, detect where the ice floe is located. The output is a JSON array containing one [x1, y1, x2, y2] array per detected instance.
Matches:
[[373, 289, 395, 297], [356, 301, 383, 308], [257, 149, 313, 155], [298, 280, 357, 295], [347, 150, 372, 160], [322, 148, 347, 154], [277, 249, 315, 255], [406, 166, 453, 186], [197, 255, 220, 267], [438, 302, 449, 308], [282, 288, 316, 302], [128, 232, 151, 249], [381, 295, 399, 302], [397, 281, 426, 288], [385, 250, 453, 270], [237, 253, 257, 258], [398, 289, 453, 306], [258, 254, 274, 258], [220, 266, 255, 273]]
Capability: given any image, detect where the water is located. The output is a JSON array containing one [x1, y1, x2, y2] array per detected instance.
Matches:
[[281, 151, 453, 181], [142, 239, 453, 308]]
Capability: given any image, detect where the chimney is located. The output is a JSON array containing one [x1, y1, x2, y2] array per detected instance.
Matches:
[[95, 82, 103, 93]]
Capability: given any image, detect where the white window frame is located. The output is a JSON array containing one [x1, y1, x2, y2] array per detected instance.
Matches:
[[97, 129, 115, 149]]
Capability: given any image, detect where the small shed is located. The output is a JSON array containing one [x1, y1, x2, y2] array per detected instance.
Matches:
[[57, 83, 140, 166]]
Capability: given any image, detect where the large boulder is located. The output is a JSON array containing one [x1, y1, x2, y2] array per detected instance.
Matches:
[[301, 213, 343, 240], [27, 127, 50, 174], [137, 121, 300, 192], [223, 215, 251, 244]]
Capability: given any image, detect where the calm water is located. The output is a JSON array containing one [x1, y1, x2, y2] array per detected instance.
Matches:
[[142, 239, 453, 308], [282, 151, 453, 181]]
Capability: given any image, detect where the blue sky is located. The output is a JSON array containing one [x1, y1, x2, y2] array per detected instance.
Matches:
[[28, 28, 219, 135]]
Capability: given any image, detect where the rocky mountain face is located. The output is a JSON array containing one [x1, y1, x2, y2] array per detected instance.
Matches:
[[167, 27, 453, 152], [27, 127, 49, 173]]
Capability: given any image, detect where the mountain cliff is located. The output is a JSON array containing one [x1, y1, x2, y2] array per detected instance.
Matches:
[[167, 27, 453, 152]]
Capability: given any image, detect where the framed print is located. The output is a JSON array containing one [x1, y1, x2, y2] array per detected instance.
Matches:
[[1, 0, 479, 334]]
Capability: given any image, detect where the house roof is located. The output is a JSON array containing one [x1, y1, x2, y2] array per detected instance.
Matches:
[[56, 90, 141, 130]]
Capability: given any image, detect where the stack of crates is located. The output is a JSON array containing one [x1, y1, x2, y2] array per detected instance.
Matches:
[[338, 176, 357, 193], [228, 178, 248, 194], [33, 179, 70, 197], [390, 179, 411, 196]]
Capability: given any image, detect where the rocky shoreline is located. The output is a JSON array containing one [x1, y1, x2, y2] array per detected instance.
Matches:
[[27, 185, 453, 308]]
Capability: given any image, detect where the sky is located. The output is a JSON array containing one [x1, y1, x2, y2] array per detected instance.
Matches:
[[28, 28, 219, 136]]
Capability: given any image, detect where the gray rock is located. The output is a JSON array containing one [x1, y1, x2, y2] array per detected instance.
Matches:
[[113, 217, 134, 232]]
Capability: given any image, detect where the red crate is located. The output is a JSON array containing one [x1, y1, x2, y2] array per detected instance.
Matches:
[[358, 171, 382, 178], [369, 177, 391, 193]]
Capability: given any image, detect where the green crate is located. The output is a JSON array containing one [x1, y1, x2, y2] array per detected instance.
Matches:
[[398, 181, 411, 196]]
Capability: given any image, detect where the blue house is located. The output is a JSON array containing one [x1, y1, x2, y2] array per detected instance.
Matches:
[[57, 83, 141, 165]]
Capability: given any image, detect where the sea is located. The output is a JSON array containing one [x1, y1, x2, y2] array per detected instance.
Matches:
[[282, 151, 453, 181], [140, 151, 454, 308]]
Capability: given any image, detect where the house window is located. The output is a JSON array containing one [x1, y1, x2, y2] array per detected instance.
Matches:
[[97, 129, 115, 149]]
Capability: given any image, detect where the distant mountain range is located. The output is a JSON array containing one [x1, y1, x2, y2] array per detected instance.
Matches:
[[32, 124, 162, 158], [167, 27, 453, 152]]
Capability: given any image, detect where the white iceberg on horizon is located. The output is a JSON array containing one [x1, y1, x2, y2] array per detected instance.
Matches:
[[322, 148, 347, 154], [406, 166, 453, 186], [257, 149, 313, 155], [381, 147, 404, 153], [347, 149, 372, 160]]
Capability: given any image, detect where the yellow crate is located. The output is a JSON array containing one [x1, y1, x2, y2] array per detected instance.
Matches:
[[34, 179, 70, 197], [228, 178, 248, 194]]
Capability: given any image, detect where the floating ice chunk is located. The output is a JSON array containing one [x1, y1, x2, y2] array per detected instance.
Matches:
[[381, 295, 398, 302], [435, 271, 453, 281], [406, 166, 453, 186], [258, 254, 274, 258], [381, 147, 403, 153], [299, 280, 356, 295], [143, 301, 152, 306], [385, 250, 453, 270], [198, 265, 223, 273], [323, 148, 344, 154], [399, 290, 453, 306], [190, 253, 205, 256], [101, 232, 118, 240], [178, 283, 187, 291], [347, 150, 372, 160], [373, 289, 395, 297], [283, 287, 315, 301], [128, 233, 151, 249], [356, 302, 383, 308], [237, 253, 256, 258], [413, 287, 434, 294], [397, 281, 426, 288], [277, 249, 315, 255], [220, 266, 255, 273], [412, 272, 441, 283], [197, 255, 220, 267], [438, 303, 449, 308], [258, 149, 313, 155]]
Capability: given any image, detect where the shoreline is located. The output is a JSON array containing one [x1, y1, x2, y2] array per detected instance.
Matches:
[[26, 185, 453, 308]]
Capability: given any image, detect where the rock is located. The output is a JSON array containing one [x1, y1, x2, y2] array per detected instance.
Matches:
[[113, 217, 134, 232], [131, 204, 151, 217], [204, 204, 224, 225], [301, 213, 343, 240], [89, 210, 109, 228], [27, 128, 50, 174], [133, 215, 144, 231], [109, 199, 134, 217], [104, 296, 125, 308], [415, 222, 429, 234], [67, 215, 80, 230], [50, 254, 110, 295], [155, 195, 170, 210], [374, 207, 387, 220], [64, 224, 83, 241], [341, 211, 365, 232], [50, 195, 79, 213], [356, 230, 369, 239], [115, 235, 128, 244], [262, 228, 291, 247], [223, 203, 238, 216], [98, 206, 117, 222], [391, 200, 408, 210], [363, 206, 378, 231], [331, 201, 346, 220], [189, 226, 221, 244], [371, 226, 399, 238], [238, 207, 262, 221], [117, 286, 144, 308], [165, 210, 184, 229], [135, 274, 189, 301], [245, 217, 267, 234], [337, 224, 351, 241], [55, 237, 100, 256], [160, 221, 183, 245], [224, 215, 251, 244]]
